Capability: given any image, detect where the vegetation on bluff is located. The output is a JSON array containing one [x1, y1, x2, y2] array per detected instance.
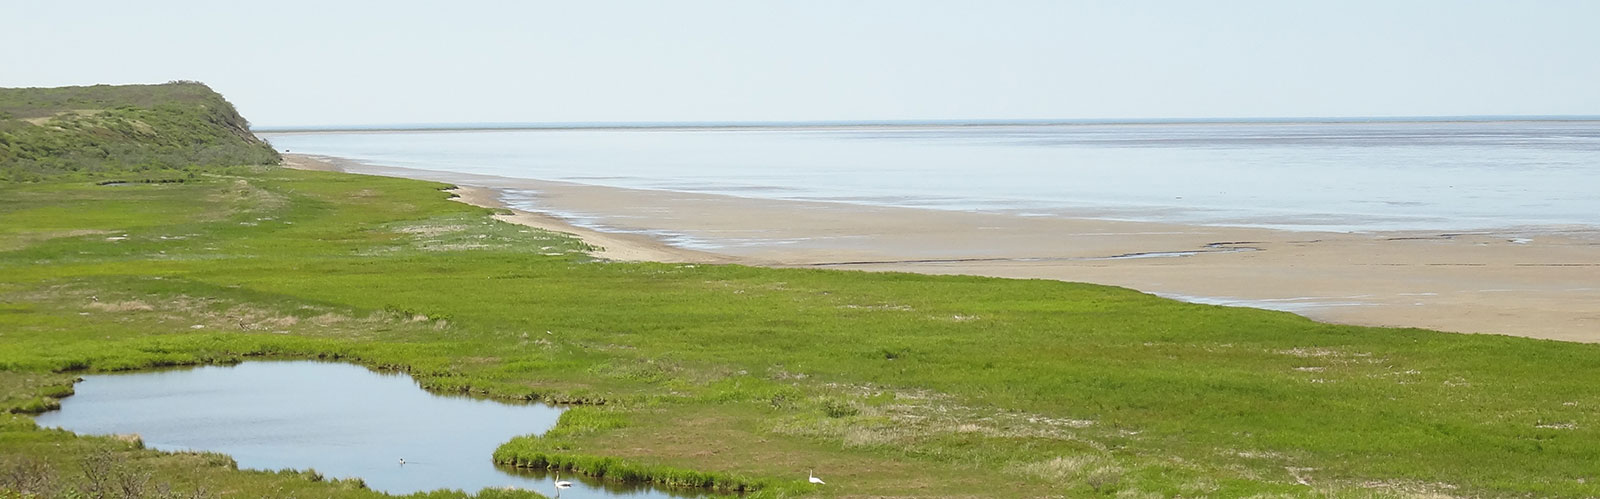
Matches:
[[0, 82, 279, 182]]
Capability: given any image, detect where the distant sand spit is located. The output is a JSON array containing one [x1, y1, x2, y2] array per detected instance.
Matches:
[[283, 154, 1600, 343]]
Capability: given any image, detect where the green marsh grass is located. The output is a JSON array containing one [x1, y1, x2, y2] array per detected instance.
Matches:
[[494, 408, 780, 493], [0, 167, 1597, 496]]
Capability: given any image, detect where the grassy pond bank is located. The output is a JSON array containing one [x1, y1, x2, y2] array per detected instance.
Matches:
[[33, 360, 712, 498]]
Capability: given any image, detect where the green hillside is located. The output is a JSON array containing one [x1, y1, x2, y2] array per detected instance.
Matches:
[[0, 82, 279, 182]]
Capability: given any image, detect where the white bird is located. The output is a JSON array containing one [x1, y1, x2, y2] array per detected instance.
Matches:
[[398, 458, 406, 465], [809, 469, 825, 485], [554, 471, 572, 489]]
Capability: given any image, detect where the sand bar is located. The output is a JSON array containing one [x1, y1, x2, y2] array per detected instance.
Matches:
[[283, 154, 1600, 342]]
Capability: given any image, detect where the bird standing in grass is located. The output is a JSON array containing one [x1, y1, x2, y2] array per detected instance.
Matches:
[[809, 469, 825, 485]]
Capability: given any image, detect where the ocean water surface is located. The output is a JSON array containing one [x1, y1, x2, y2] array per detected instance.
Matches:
[[263, 121, 1600, 232]]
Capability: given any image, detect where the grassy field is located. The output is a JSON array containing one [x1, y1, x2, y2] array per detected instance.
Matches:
[[0, 162, 1597, 498]]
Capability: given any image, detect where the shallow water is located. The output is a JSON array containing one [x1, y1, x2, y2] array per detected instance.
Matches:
[[264, 120, 1600, 232], [33, 361, 706, 498]]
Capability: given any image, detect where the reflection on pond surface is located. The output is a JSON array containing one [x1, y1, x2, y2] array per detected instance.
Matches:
[[503, 467, 694, 497], [33, 361, 712, 498]]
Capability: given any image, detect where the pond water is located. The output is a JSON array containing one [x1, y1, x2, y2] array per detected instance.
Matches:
[[33, 361, 707, 498]]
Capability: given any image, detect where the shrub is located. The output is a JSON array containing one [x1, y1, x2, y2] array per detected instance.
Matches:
[[822, 399, 859, 418]]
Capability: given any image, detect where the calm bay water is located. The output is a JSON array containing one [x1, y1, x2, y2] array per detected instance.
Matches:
[[264, 121, 1600, 232], [34, 362, 704, 498]]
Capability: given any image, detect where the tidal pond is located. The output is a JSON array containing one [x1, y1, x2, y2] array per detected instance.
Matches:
[[34, 361, 707, 498]]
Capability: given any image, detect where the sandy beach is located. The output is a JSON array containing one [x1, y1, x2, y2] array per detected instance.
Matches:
[[283, 154, 1600, 343]]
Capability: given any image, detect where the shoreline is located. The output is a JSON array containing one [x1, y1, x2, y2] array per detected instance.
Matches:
[[256, 115, 1600, 134], [283, 155, 736, 265], [281, 154, 1600, 343]]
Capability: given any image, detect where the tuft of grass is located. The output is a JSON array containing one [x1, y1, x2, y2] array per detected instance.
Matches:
[[541, 407, 629, 438], [495, 407, 786, 494], [494, 446, 777, 495], [820, 399, 860, 419], [1084, 466, 1124, 494], [1013, 454, 1109, 483]]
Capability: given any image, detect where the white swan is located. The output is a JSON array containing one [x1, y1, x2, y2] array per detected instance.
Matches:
[[555, 471, 573, 489], [809, 469, 825, 484]]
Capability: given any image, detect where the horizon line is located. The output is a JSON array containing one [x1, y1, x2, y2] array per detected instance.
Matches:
[[253, 114, 1600, 133]]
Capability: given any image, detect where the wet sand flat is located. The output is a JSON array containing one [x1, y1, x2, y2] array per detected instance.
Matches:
[[284, 154, 1600, 342]]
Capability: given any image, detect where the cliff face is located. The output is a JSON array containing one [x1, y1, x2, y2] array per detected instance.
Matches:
[[0, 82, 280, 181]]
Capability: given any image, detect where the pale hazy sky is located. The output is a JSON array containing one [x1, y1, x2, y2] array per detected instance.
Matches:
[[5, 1, 1598, 126]]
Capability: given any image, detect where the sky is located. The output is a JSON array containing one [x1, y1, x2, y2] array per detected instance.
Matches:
[[4, 1, 1598, 127]]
